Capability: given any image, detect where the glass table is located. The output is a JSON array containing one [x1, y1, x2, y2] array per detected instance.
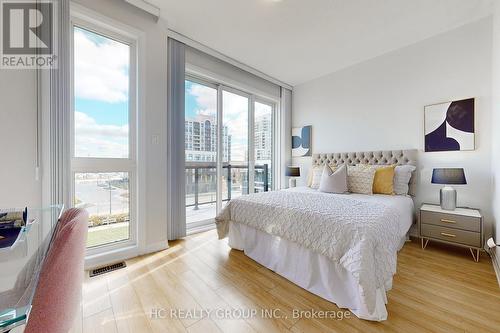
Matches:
[[0, 205, 63, 332]]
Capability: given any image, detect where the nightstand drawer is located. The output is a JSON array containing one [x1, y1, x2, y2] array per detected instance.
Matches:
[[421, 224, 480, 247], [420, 211, 480, 232]]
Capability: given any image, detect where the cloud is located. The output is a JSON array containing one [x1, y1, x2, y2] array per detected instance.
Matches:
[[188, 84, 217, 114], [187, 84, 251, 120], [187, 83, 218, 121], [195, 109, 215, 117], [75, 112, 128, 158], [74, 28, 129, 103], [255, 101, 272, 119], [222, 91, 248, 117], [222, 92, 249, 155]]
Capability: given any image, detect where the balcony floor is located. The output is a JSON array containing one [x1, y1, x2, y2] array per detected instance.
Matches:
[[186, 190, 243, 225], [186, 203, 217, 225]]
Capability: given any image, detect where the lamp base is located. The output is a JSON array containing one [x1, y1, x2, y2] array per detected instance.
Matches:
[[289, 178, 297, 188], [440, 186, 456, 210]]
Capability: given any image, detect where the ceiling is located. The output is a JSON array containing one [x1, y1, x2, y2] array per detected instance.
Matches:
[[150, 0, 493, 86]]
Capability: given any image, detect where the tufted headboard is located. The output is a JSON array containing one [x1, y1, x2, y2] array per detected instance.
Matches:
[[312, 149, 418, 196]]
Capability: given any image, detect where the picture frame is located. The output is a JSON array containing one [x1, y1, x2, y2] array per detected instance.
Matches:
[[424, 98, 475, 152], [292, 126, 312, 157]]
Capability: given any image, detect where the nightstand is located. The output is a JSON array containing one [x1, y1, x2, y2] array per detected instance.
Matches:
[[419, 204, 483, 262]]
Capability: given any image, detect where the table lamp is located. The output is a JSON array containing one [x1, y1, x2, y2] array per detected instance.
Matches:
[[286, 166, 300, 188], [431, 168, 467, 210]]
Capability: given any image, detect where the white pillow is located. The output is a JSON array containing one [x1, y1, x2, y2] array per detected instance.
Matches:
[[319, 164, 348, 193], [309, 166, 325, 189], [394, 165, 416, 195], [347, 165, 376, 195]]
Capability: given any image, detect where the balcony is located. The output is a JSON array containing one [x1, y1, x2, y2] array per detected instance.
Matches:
[[186, 162, 270, 225]]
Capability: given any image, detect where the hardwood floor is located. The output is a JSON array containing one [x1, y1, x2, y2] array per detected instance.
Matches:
[[71, 230, 500, 333]]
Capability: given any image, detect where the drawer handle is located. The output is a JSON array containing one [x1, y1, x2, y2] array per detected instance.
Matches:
[[440, 232, 456, 238], [440, 218, 456, 224]]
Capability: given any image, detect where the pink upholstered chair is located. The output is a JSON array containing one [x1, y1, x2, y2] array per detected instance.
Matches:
[[25, 208, 88, 333]]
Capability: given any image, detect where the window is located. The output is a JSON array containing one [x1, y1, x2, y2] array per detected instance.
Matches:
[[73, 27, 130, 158], [254, 101, 274, 192], [75, 172, 130, 247], [222, 89, 249, 202], [185, 80, 218, 225], [184, 75, 277, 229], [71, 22, 137, 250]]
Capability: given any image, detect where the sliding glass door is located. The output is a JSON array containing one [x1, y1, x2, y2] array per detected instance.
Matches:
[[254, 101, 274, 192], [185, 79, 218, 226], [185, 76, 276, 229], [222, 90, 249, 205]]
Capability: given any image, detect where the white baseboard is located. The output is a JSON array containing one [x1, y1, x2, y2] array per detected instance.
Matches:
[[142, 240, 169, 254], [85, 245, 140, 270], [84, 240, 169, 270], [489, 247, 500, 288]]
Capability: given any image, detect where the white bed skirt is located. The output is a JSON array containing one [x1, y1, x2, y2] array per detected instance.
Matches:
[[228, 221, 393, 321]]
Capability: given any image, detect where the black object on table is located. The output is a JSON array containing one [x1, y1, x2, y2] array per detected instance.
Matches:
[[0, 227, 21, 249]]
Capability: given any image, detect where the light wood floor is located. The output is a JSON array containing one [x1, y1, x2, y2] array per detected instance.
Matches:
[[71, 230, 500, 333]]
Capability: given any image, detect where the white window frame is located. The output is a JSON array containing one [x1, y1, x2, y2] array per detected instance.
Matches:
[[70, 7, 144, 259]]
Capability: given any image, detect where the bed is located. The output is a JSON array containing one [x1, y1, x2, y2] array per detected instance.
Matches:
[[215, 150, 417, 321]]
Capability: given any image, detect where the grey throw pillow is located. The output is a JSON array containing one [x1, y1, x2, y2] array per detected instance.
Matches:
[[319, 164, 348, 193], [393, 165, 416, 195]]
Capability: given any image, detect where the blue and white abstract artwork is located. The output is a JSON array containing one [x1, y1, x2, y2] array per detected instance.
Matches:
[[424, 98, 475, 152], [292, 126, 312, 157]]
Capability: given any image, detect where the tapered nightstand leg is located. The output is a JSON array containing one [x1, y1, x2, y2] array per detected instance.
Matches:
[[421, 238, 429, 249], [469, 248, 480, 262]]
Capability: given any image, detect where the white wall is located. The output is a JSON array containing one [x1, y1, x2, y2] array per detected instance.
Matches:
[[0, 70, 41, 208], [293, 18, 493, 237], [73, 0, 169, 254]]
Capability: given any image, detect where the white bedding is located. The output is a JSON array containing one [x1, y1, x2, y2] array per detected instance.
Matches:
[[215, 187, 414, 321], [288, 186, 415, 239]]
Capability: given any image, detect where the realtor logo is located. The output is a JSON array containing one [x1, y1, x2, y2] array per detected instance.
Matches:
[[1, 0, 57, 68]]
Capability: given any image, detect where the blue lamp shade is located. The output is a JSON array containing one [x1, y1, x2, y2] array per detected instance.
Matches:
[[431, 168, 467, 185], [286, 166, 300, 177]]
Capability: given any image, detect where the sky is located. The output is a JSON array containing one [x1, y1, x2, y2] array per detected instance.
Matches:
[[74, 27, 129, 158], [74, 27, 270, 162]]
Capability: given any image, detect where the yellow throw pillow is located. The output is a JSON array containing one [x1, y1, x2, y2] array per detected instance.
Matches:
[[372, 165, 396, 195]]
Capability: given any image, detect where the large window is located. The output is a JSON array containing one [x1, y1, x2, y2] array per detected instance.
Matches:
[[222, 89, 249, 203], [185, 76, 276, 228], [185, 80, 218, 225], [73, 26, 130, 159], [254, 101, 274, 192], [71, 22, 136, 249]]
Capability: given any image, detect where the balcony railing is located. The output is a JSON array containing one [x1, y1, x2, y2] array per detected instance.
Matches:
[[185, 162, 270, 210]]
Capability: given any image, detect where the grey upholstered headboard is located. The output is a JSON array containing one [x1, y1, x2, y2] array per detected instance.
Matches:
[[312, 149, 418, 196]]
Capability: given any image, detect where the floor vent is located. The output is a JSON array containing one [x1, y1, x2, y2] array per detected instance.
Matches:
[[89, 261, 126, 278]]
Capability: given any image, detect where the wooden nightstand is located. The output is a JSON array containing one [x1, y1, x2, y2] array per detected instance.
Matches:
[[419, 204, 483, 262]]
